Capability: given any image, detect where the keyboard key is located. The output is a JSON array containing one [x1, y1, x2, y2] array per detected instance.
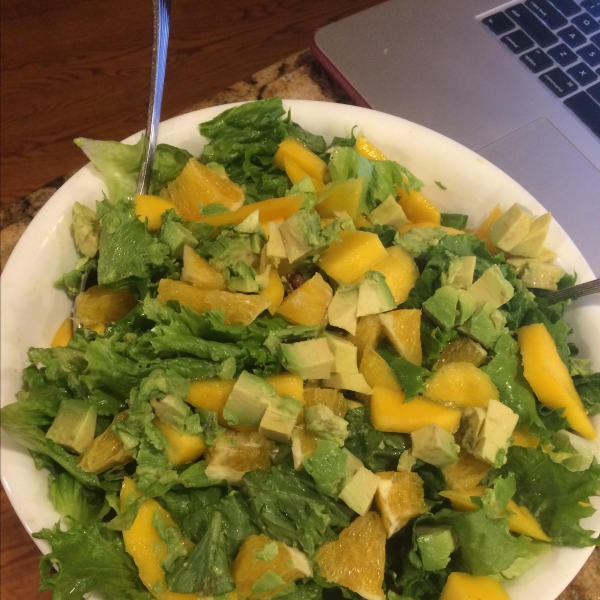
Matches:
[[564, 91, 600, 136], [581, 1, 600, 19], [521, 48, 554, 71], [505, 4, 559, 46], [540, 66, 579, 95], [525, 0, 568, 28], [547, 0, 581, 17], [588, 81, 600, 102], [557, 24, 588, 46], [501, 29, 535, 52], [483, 12, 516, 34], [592, 32, 600, 45], [571, 12, 600, 34], [567, 61, 599, 83], [548, 42, 579, 64], [577, 43, 600, 66]]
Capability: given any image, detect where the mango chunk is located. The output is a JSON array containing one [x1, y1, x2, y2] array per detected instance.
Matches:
[[259, 268, 285, 315], [517, 323, 596, 439], [424, 362, 499, 408], [512, 426, 540, 448], [135, 194, 179, 231], [121, 478, 196, 600], [274, 137, 328, 182], [277, 273, 333, 326], [440, 488, 550, 541], [398, 222, 464, 236], [315, 177, 364, 219], [318, 231, 388, 284], [474, 204, 503, 255], [355, 133, 387, 161], [440, 572, 510, 600], [397, 189, 441, 224], [181, 245, 226, 290], [349, 315, 384, 364], [75, 285, 137, 328], [199, 195, 302, 228], [359, 347, 402, 393], [353, 215, 371, 230], [51, 318, 73, 348], [284, 157, 329, 196], [379, 309, 422, 366], [266, 372, 304, 402], [370, 386, 461, 434], [163, 158, 244, 220], [371, 246, 419, 305], [157, 279, 269, 325], [153, 419, 206, 467]]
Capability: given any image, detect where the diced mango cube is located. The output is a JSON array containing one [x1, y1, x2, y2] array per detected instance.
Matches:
[[187, 379, 234, 422], [353, 215, 372, 229], [440, 572, 510, 600], [398, 222, 464, 236], [355, 133, 387, 161], [181, 245, 226, 290], [283, 157, 329, 196], [277, 273, 333, 326], [266, 372, 304, 402], [397, 189, 441, 224], [518, 323, 596, 439], [379, 309, 422, 366], [512, 426, 540, 448], [153, 419, 206, 467], [274, 137, 328, 182], [315, 177, 364, 219], [359, 347, 402, 393], [319, 230, 388, 284], [259, 268, 285, 314], [135, 194, 179, 231], [424, 362, 499, 408], [371, 246, 419, 305], [51, 318, 73, 348], [370, 386, 461, 434], [474, 204, 503, 255]]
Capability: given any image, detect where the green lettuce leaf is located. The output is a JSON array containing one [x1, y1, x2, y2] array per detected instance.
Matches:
[[49, 473, 106, 525], [573, 372, 600, 416], [440, 213, 468, 229], [303, 440, 349, 497]]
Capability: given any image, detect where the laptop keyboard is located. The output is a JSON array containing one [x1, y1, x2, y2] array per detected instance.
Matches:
[[483, 0, 600, 137]]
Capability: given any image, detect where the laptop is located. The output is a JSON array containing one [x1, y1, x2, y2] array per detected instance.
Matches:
[[312, 0, 600, 274]]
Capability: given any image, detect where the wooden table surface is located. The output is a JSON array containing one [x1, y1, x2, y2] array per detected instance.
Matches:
[[1, 2, 599, 599]]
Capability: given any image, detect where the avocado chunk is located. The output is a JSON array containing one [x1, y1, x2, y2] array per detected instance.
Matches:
[[520, 261, 563, 291], [411, 424, 459, 468], [325, 333, 359, 373], [151, 394, 194, 433], [234, 209, 262, 234], [357, 271, 396, 317], [458, 302, 508, 349], [489, 203, 532, 252], [160, 221, 198, 258], [72, 202, 100, 258], [278, 338, 335, 380], [550, 430, 596, 472], [442, 256, 476, 289], [367, 195, 408, 229], [259, 395, 303, 443], [279, 210, 321, 263], [322, 372, 373, 395], [510, 212, 551, 258], [422, 285, 459, 331], [415, 526, 456, 571], [327, 288, 359, 335], [46, 399, 97, 454], [303, 440, 349, 497], [456, 289, 477, 325], [339, 466, 380, 515], [467, 265, 514, 309], [305, 404, 349, 447], [265, 221, 287, 265], [222, 370, 279, 426], [395, 226, 448, 258], [397, 449, 417, 472], [458, 399, 518, 467]]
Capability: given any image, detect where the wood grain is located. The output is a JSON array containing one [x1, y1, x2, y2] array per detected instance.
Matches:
[[1, 0, 381, 212]]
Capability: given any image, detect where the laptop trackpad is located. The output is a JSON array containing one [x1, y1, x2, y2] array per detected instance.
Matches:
[[477, 118, 599, 275]]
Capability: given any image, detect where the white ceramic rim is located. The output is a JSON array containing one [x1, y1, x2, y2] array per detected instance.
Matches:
[[1, 100, 598, 600]]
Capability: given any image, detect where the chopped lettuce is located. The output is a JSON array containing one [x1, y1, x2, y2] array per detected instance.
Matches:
[[377, 340, 431, 400]]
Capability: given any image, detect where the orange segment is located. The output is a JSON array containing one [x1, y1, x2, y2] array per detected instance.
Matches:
[[316, 512, 386, 600], [276, 273, 333, 326], [75, 285, 137, 328], [433, 338, 487, 370], [379, 309, 422, 366], [371, 246, 419, 305], [163, 159, 244, 220], [205, 430, 273, 485], [375, 472, 428, 538], [442, 450, 491, 492], [181, 245, 226, 290], [157, 279, 269, 325], [51, 318, 73, 348], [355, 133, 387, 161], [233, 534, 312, 600], [474, 204, 503, 255], [303, 388, 347, 417], [397, 189, 441, 224], [291, 427, 321, 469]]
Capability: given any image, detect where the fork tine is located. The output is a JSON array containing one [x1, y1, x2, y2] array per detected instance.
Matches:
[[543, 278, 600, 302]]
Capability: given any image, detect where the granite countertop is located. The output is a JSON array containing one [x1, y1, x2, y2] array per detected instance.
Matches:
[[0, 49, 598, 600]]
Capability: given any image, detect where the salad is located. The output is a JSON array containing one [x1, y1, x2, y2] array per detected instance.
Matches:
[[1, 97, 599, 600]]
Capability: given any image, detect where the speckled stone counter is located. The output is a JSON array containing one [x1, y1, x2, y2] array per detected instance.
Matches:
[[0, 49, 598, 600]]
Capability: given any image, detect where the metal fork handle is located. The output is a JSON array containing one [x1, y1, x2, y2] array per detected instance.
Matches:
[[543, 277, 600, 302], [136, 0, 171, 195]]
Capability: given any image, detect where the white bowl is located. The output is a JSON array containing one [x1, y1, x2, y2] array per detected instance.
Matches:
[[1, 100, 599, 600]]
